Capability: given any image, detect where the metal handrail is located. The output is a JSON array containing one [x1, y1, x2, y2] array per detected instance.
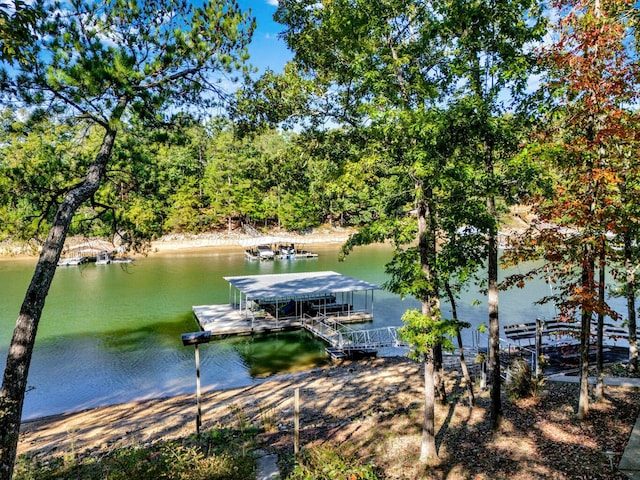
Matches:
[[302, 314, 407, 351]]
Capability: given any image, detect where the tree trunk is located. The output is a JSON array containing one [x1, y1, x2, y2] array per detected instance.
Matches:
[[420, 352, 437, 463], [488, 229, 501, 428], [0, 126, 118, 480], [625, 229, 638, 374], [416, 184, 440, 463], [444, 281, 475, 406], [595, 244, 605, 402], [577, 251, 594, 420], [482, 113, 501, 428], [487, 198, 501, 428], [434, 343, 447, 405]]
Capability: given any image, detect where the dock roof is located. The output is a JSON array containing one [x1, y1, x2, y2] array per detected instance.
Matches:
[[224, 271, 380, 300]]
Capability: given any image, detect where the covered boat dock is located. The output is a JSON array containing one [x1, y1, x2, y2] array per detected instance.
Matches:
[[193, 271, 379, 337]]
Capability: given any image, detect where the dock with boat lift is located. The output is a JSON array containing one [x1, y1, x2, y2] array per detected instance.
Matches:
[[192, 271, 379, 351], [192, 271, 490, 360]]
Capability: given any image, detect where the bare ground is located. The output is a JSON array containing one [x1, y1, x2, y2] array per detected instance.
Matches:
[[17, 357, 640, 479]]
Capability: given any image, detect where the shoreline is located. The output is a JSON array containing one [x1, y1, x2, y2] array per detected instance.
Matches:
[[0, 228, 356, 261], [17, 357, 417, 459]]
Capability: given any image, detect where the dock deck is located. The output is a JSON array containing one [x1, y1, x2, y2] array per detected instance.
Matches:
[[193, 304, 372, 338]]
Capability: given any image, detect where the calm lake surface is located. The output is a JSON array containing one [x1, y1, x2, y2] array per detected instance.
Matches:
[[0, 243, 613, 420]]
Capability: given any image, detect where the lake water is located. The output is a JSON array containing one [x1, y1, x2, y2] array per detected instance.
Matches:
[[0, 243, 612, 420]]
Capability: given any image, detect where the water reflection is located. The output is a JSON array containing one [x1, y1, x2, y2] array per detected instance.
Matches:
[[230, 331, 328, 377]]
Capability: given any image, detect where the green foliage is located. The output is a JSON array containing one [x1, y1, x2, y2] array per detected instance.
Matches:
[[0, 108, 413, 241], [13, 429, 255, 480], [398, 310, 458, 360], [0, 0, 44, 61], [0, 110, 99, 239], [289, 445, 380, 480]]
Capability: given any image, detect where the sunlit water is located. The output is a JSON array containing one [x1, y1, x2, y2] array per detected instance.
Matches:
[[0, 243, 625, 420]]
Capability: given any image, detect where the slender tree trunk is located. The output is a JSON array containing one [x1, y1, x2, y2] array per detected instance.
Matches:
[[577, 250, 594, 419], [434, 344, 447, 404], [0, 126, 118, 480], [417, 185, 440, 463], [488, 227, 501, 428], [478, 101, 501, 428], [624, 228, 638, 374], [445, 281, 475, 406], [421, 352, 437, 462], [595, 244, 605, 402]]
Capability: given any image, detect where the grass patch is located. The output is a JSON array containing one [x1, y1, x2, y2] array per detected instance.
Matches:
[[14, 428, 257, 480], [286, 445, 380, 480]]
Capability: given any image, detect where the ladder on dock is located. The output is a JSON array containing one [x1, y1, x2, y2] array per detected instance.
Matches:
[[301, 315, 406, 358]]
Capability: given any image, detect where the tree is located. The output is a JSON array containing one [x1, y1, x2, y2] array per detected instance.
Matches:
[[520, 0, 638, 418], [437, 0, 546, 428], [0, 0, 43, 61], [0, 1, 254, 477], [265, 0, 458, 462], [512, 0, 638, 418]]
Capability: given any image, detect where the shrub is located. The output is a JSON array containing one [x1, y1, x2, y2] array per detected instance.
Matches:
[[505, 357, 542, 400], [289, 445, 380, 480]]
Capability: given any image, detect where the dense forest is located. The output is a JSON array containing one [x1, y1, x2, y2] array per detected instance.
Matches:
[[1, 0, 640, 476], [0, 113, 381, 242]]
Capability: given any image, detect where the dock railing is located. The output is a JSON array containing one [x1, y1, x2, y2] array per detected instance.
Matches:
[[303, 314, 539, 380], [301, 314, 406, 351]]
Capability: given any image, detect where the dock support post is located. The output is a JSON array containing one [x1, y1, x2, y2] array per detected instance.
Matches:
[[294, 388, 300, 457], [195, 344, 203, 436], [181, 331, 211, 437]]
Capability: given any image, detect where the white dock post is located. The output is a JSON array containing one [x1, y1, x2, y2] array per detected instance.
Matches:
[[195, 343, 202, 434], [181, 331, 211, 436], [294, 388, 300, 457]]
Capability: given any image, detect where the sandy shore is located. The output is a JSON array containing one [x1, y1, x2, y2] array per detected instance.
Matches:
[[17, 357, 422, 460]]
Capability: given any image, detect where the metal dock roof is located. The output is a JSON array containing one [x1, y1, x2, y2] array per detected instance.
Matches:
[[223, 271, 379, 300]]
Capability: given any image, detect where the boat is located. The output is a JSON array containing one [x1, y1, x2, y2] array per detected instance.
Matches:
[[256, 244, 275, 259], [292, 248, 318, 259], [95, 251, 134, 264], [95, 251, 111, 265], [245, 244, 276, 260], [277, 244, 296, 259], [111, 257, 134, 264], [57, 256, 88, 266]]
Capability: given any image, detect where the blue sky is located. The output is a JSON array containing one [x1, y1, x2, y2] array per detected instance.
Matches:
[[237, 0, 292, 73]]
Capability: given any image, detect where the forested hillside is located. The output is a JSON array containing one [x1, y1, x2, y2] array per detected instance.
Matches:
[[0, 113, 379, 242]]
